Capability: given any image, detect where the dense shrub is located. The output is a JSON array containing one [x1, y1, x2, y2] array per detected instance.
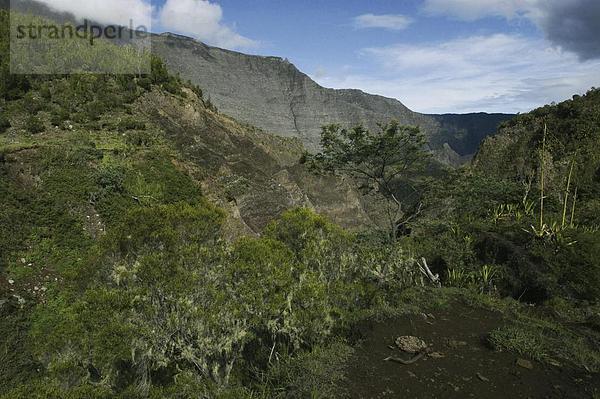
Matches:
[[23, 205, 355, 395], [0, 113, 10, 133], [49, 107, 69, 127], [25, 115, 44, 133], [117, 116, 146, 132]]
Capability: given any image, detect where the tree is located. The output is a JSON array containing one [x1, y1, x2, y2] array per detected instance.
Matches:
[[304, 121, 430, 241]]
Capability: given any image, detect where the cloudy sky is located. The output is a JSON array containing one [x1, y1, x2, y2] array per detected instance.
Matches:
[[34, 0, 600, 114]]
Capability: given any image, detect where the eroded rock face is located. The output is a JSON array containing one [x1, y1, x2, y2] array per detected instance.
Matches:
[[137, 89, 373, 234], [151, 33, 512, 160]]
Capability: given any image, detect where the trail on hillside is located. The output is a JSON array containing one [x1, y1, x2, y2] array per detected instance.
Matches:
[[344, 304, 599, 399]]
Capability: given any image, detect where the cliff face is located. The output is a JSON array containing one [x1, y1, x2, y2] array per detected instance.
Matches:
[[152, 33, 512, 158], [136, 88, 374, 234]]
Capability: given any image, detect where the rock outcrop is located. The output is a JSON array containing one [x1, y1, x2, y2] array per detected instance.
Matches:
[[137, 88, 374, 234]]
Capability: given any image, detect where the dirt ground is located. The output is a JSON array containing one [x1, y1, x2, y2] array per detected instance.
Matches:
[[344, 304, 599, 399]]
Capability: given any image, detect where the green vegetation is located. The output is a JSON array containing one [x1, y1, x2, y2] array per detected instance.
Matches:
[[0, 113, 10, 133], [304, 122, 429, 241]]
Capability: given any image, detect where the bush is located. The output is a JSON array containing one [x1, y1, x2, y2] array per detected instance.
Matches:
[[260, 340, 354, 398], [22, 92, 46, 114], [117, 116, 146, 132], [95, 164, 126, 194], [25, 115, 44, 133], [125, 130, 156, 147], [0, 113, 10, 133], [49, 107, 69, 127]]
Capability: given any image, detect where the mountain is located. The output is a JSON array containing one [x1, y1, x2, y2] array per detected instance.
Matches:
[[6, 0, 512, 162], [151, 33, 513, 159]]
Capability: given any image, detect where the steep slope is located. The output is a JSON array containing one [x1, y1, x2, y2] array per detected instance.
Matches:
[[473, 88, 600, 211], [151, 33, 512, 157], [468, 89, 600, 302], [135, 88, 373, 234]]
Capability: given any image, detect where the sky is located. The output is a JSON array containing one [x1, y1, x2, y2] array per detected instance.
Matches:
[[33, 0, 600, 114]]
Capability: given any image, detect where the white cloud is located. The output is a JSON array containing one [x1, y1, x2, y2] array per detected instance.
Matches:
[[354, 13, 413, 30], [157, 0, 257, 49], [422, 0, 600, 60], [422, 0, 533, 21], [313, 34, 600, 113], [36, 0, 153, 27], [32, 0, 257, 50]]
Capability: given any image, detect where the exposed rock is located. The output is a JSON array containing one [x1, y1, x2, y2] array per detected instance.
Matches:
[[137, 89, 374, 234], [395, 336, 428, 353], [516, 358, 534, 369], [151, 33, 512, 161]]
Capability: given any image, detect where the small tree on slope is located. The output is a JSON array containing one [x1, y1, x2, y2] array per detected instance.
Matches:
[[304, 121, 430, 242]]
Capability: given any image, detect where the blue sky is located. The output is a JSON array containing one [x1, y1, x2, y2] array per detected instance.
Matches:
[[37, 0, 600, 114]]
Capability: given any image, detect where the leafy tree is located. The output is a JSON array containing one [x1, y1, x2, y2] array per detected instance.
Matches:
[[305, 121, 430, 241]]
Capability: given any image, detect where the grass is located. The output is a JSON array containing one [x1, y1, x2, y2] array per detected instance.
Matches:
[[256, 339, 354, 399], [489, 316, 600, 372]]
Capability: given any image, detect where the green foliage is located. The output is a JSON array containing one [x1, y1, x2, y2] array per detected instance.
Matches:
[[0, 308, 36, 395], [408, 222, 477, 275], [125, 130, 156, 147], [489, 315, 600, 371], [9, 12, 151, 76], [150, 55, 183, 95], [25, 206, 347, 395], [305, 121, 430, 240], [49, 106, 70, 127], [0, 112, 10, 133], [259, 340, 353, 398], [117, 116, 146, 132], [25, 115, 45, 134], [264, 208, 348, 259], [1, 381, 113, 399]]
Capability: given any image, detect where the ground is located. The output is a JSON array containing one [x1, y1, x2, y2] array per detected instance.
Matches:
[[344, 302, 599, 399]]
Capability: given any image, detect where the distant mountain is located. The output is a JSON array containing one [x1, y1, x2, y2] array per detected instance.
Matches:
[[429, 113, 514, 157], [152, 33, 513, 161]]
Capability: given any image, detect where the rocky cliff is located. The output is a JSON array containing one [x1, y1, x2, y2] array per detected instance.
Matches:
[[152, 33, 513, 159]]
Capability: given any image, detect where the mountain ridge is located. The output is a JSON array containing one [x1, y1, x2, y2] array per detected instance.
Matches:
[[151, 32, 513, 159]]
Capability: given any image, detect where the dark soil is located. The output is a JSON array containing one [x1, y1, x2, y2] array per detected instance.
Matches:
[[344, 304, 599, 398]]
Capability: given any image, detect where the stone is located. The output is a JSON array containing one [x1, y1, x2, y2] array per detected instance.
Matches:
[[395, 336, 428, 353], [516, 358, 534, 369]]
